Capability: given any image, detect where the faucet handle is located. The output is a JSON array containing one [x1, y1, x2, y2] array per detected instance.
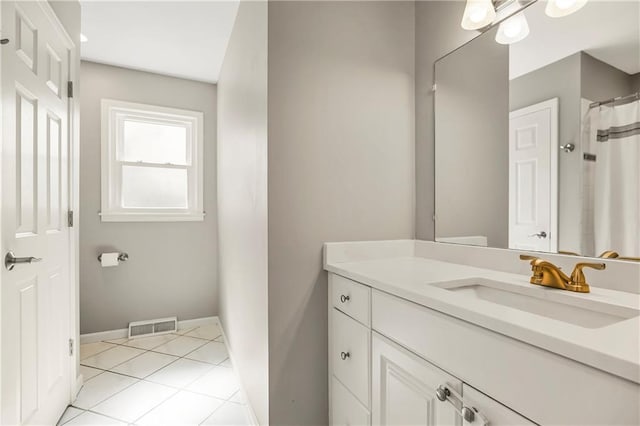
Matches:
[[569, 262, 606, 292]]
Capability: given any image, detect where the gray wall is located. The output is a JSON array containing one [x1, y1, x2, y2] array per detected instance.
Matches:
[[435, 27, 509, 248], [216, 2, 269, 424], [267, 2, 415, 424], [581, 52, 638, 102], [415, 1, 475, 240], [510, 53, 582, 253], [79, 61, 217, 333]]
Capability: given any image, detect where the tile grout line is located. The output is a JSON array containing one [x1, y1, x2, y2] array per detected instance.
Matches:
[[72, 324, 245, 425], [81, 331, 223, 373], [75, 331, 232, 423]]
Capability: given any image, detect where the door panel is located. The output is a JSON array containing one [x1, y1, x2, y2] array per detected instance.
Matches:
[[2, 1, 74, 424], [16, 87, 38, 235], [47, 112, 62, 230], [509, 98, 558, 252], [19, 278, 39, 422]]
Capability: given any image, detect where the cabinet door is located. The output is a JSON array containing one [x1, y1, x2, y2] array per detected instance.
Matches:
[[372, 332, 462, 426], [462, 385, 536, 426]]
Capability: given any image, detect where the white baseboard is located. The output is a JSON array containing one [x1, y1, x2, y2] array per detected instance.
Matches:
[[218, 320, 260, 426], [178, 316, 218, 331], [80, 316, 218, 344]]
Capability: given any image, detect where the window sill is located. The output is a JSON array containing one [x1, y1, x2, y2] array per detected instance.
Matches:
[[99, 212, 205, 223]]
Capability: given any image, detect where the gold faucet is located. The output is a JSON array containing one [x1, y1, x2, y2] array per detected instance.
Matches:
[[519, 255, 605, 293]]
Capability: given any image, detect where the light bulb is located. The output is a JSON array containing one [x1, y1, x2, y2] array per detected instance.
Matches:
[[545, 0, 588, 17], [495, 12, 530, 44], [461, 0, 497, 30], [556, 0, 577, 9], [469, 7, 488, 23]]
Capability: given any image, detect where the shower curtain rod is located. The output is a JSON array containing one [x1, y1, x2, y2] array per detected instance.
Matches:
[[589, 91, 640, 109]]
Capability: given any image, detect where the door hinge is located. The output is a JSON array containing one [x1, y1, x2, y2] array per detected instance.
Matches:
[[432, 83, 437, 92], [67, 81, 73, 98], [69, 338, 74, 356], [68, 210, 74, 227]]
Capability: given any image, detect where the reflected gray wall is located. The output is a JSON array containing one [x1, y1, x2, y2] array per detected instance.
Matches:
[[581, 52, 640, 101], [435, 28, 509, 247], [415, 1, 475, 240], [216, 1, 269, 424], [79, 62, 217, 333], [633, 73, 640, 92], [268, 2, 415, 424], [510, 53, 582, 253]]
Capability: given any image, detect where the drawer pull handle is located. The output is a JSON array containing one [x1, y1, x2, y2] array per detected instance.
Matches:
[[340, 351, 350, 360], [340, 295, 350, 303], [436, 385, 488, 425]]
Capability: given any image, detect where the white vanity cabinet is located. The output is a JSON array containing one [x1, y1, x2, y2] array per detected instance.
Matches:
[[328, 272, 640, 426]]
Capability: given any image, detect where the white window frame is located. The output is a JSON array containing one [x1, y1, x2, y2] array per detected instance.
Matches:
[[100, 99, 204, 222]]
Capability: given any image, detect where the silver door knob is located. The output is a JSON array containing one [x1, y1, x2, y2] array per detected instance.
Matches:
[[340, 295, 350, 303], [560, 143, 575, 153], [340, 351, 350, 360], [529, 231, 547, 239], [5, 251, 42, 271]]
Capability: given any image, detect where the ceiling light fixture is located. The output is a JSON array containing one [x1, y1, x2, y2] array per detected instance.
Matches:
[[80, 33, 88, 43], [495, 11, 530, 44], [545, 0, 588, 18], [461, 0, 497, 30]]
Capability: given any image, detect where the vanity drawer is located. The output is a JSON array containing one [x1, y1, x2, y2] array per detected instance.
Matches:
[[331, 376, 370, 426], [331, 308, 370, 407], [331, 273, 371, 326], [462, 385, 535, 426]]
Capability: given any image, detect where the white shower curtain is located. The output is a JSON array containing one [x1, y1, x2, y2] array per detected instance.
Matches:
[[587, 99, 640, 257]]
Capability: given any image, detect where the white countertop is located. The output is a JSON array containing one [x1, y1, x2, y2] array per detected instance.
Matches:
[[325, 255, 640, 384]]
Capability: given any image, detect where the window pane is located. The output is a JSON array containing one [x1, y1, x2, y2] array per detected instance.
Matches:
[[122, 120, 187, 164], [122, 165, 188, 208]]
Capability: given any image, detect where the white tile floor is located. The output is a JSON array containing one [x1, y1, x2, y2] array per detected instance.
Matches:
[[58, 324, 252, 426]]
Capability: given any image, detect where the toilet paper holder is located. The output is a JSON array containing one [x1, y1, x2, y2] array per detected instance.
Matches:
[[97, 252, 129, 262]]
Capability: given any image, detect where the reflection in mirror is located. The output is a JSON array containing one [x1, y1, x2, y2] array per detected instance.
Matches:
[[434, 0, 640, 260]]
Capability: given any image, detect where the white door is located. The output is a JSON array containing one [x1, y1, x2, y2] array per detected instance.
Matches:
[[508, 98, 558, 252], [1, 1, 74, 424], [372, 332, 461, 426]]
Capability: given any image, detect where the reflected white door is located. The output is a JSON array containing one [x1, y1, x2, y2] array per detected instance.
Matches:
[[1, 1, 73, 424], [508, 98, 558, 252]]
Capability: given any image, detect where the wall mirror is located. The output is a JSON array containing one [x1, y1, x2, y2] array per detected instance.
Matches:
[[434, 0, 640, 260]]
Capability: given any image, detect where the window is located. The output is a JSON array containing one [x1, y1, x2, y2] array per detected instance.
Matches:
[[101, 99, 204, 222]]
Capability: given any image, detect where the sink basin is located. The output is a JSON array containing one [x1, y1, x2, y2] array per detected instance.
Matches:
[[434, 278, 639, 329]]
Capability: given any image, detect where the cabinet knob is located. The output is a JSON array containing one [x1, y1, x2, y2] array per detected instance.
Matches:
[[340, 351, 350, 360], [340, 295, 350, 303], [435, 385, 450, 402], [436, 385, 487, 425]]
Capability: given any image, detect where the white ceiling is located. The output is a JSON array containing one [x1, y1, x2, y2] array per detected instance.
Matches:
[[80, 1, 240, 83], [509, 1, 640, 79]]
